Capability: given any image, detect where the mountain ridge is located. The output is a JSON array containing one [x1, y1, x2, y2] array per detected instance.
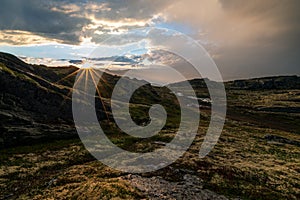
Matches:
[[1, 51, 299, 148]]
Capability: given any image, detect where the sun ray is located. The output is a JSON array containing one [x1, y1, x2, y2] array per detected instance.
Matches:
[[59, 68, 87, 108], [55, 68, 80, 84], [57, 63, 115, 123], [90, 68, 115, 92], [84, 68, 89, 92], [88, 69, 111, 121]]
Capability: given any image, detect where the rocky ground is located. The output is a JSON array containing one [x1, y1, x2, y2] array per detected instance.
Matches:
[[122, 174, 229, 200]]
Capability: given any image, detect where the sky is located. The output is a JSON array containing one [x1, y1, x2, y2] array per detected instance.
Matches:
[[0, 0, 299, 81]]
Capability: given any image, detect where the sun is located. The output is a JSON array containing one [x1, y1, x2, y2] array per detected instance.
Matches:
[[56, 61, 113, 121], [81, 61, 94, 69]]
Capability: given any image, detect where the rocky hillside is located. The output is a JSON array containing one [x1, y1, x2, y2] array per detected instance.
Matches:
[[0, 52, 80, 147]]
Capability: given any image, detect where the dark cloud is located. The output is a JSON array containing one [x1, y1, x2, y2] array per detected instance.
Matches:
[[0, 0, 90, 44], [0, 0, 172, 44]]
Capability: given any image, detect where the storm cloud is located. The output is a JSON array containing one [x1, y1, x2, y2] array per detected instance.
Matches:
[[165, 0, 300, 79], [0, 0, 91, 44]]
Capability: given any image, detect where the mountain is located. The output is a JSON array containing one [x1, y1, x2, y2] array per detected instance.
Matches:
[[1, 51, 299, 148], [0, 52, 172, 148], [226, 76, 300, 90]]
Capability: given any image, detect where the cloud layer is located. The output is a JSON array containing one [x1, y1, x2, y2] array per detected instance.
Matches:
[[0, 0, 299, 79]]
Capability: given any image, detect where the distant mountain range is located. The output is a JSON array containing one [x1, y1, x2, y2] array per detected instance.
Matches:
[[226, 76, 300, 90], [0, 51, 299, 148]]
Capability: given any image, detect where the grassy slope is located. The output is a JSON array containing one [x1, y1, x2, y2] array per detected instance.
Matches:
[[0, 88, 299, 199]]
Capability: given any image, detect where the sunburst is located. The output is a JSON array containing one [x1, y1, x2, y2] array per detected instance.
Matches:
[[57, 60, 114, 121]]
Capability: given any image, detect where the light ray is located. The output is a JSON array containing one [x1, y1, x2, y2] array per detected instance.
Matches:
[[91, 68, 115, 92], [59, 68, 87, 108], [57, 64, 115, 123], [55, 68, 80, 84], [88, 69, 111, 121]]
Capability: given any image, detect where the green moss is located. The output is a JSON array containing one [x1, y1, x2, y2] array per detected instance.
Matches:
[[0, 62, 15, 76], [0, 62, 40, 86]]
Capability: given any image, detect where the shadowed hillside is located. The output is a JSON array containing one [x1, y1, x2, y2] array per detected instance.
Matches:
[[0, 52, 299, 199]]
